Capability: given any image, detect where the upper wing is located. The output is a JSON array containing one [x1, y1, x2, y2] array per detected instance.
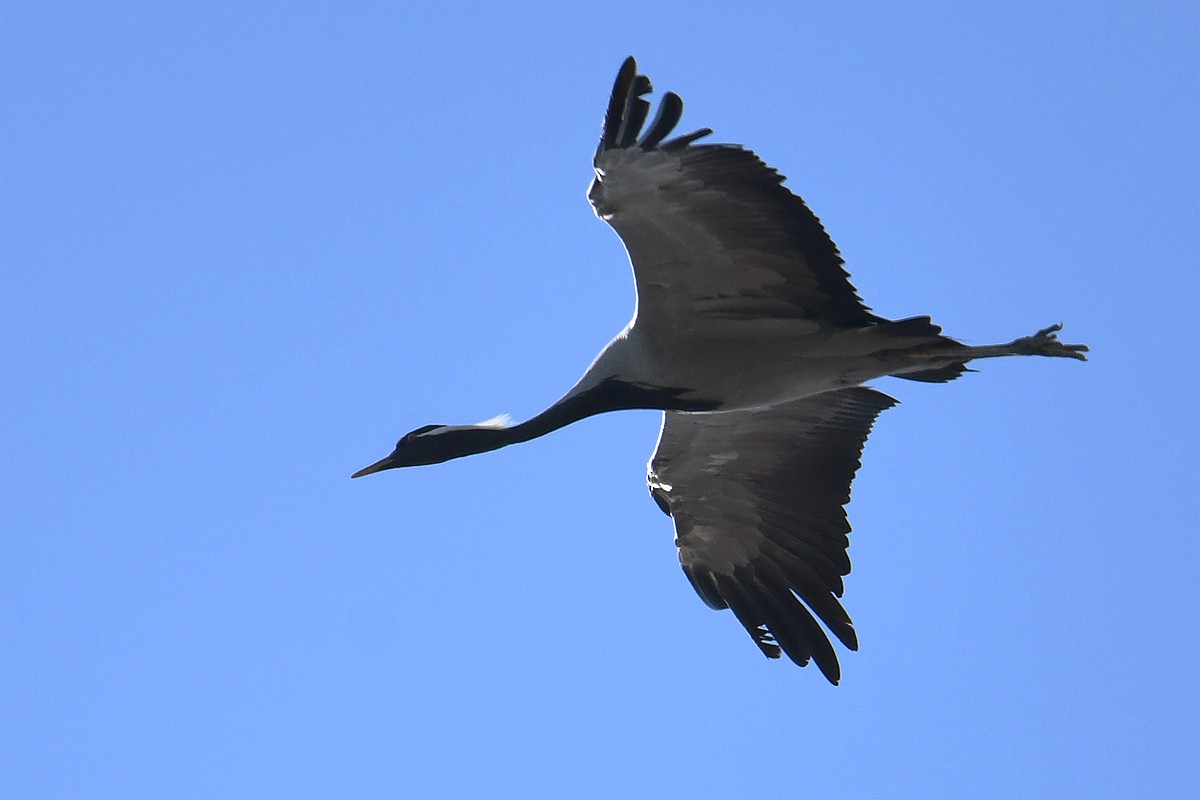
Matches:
[[589, 57, 876, 335], [648, 387, 897, 684]]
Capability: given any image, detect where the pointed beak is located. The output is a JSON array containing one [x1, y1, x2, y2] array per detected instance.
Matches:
[[351, 453, 397, 479]]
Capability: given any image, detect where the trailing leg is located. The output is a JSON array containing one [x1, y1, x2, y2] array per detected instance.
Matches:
[[960, 323, 1089, 363]]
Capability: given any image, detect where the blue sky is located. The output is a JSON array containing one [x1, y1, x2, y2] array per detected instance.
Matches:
[[3, 2, 1197, 798]]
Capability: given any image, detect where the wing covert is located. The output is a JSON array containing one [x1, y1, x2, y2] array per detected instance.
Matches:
[[590, 57, 875, 333]]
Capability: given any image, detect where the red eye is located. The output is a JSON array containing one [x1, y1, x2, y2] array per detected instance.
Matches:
[[401, 425, 443, 445]]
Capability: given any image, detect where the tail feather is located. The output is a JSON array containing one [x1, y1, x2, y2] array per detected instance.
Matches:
[[881, 315, 946, 338], [894, 363, 975, 383]]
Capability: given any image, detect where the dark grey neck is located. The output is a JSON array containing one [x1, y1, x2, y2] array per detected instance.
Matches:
[[460, 379, 718, 457]]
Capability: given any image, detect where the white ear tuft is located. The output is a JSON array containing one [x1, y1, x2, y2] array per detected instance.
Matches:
[[475, 413, 513, 429]]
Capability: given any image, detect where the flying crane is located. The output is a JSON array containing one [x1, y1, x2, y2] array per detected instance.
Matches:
[[353, 57, 1087, 683]]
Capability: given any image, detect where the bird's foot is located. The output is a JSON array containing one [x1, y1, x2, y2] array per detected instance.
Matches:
[[1014, 323, 1089, 361]]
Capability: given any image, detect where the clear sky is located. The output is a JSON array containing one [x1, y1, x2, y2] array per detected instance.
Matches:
[[3, 2, 1198, 798]]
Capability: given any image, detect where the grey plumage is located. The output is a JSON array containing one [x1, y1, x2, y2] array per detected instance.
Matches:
[[353, 57, 1087, 684]]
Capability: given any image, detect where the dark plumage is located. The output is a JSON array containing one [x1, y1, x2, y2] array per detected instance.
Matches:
[[650, 387, 896, 682]]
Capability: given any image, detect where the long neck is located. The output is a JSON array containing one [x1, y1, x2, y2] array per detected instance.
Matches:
[[427, 383, 619, 464], [440, 330, 719, 463], [462, 378, 717, 456], [507, 381, 625, 444]]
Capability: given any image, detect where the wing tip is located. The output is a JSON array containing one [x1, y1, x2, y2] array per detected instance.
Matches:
[[600, 57, 643, 152], [597, 58, 710, 156], [711, 570, 846, 684]]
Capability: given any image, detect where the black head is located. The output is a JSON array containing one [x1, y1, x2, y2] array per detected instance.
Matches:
[[351, 421, 515, 478]]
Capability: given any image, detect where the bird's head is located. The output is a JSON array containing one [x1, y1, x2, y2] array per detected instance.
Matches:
[[351, 417, 515, 478]]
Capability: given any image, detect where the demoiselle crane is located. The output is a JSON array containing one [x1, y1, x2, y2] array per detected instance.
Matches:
[[353, 57, 1087, 683]]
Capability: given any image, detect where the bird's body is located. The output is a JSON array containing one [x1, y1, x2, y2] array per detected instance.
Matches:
[[354, 58, 1087, 683], [562, 319, 969, 414]]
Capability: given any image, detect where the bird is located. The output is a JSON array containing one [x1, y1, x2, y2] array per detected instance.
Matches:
[[352, 57, 1087, 684]]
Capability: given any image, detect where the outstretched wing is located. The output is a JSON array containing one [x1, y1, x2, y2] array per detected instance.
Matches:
[[589, 57, 876, 335], [647, 387, 897, 684]]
